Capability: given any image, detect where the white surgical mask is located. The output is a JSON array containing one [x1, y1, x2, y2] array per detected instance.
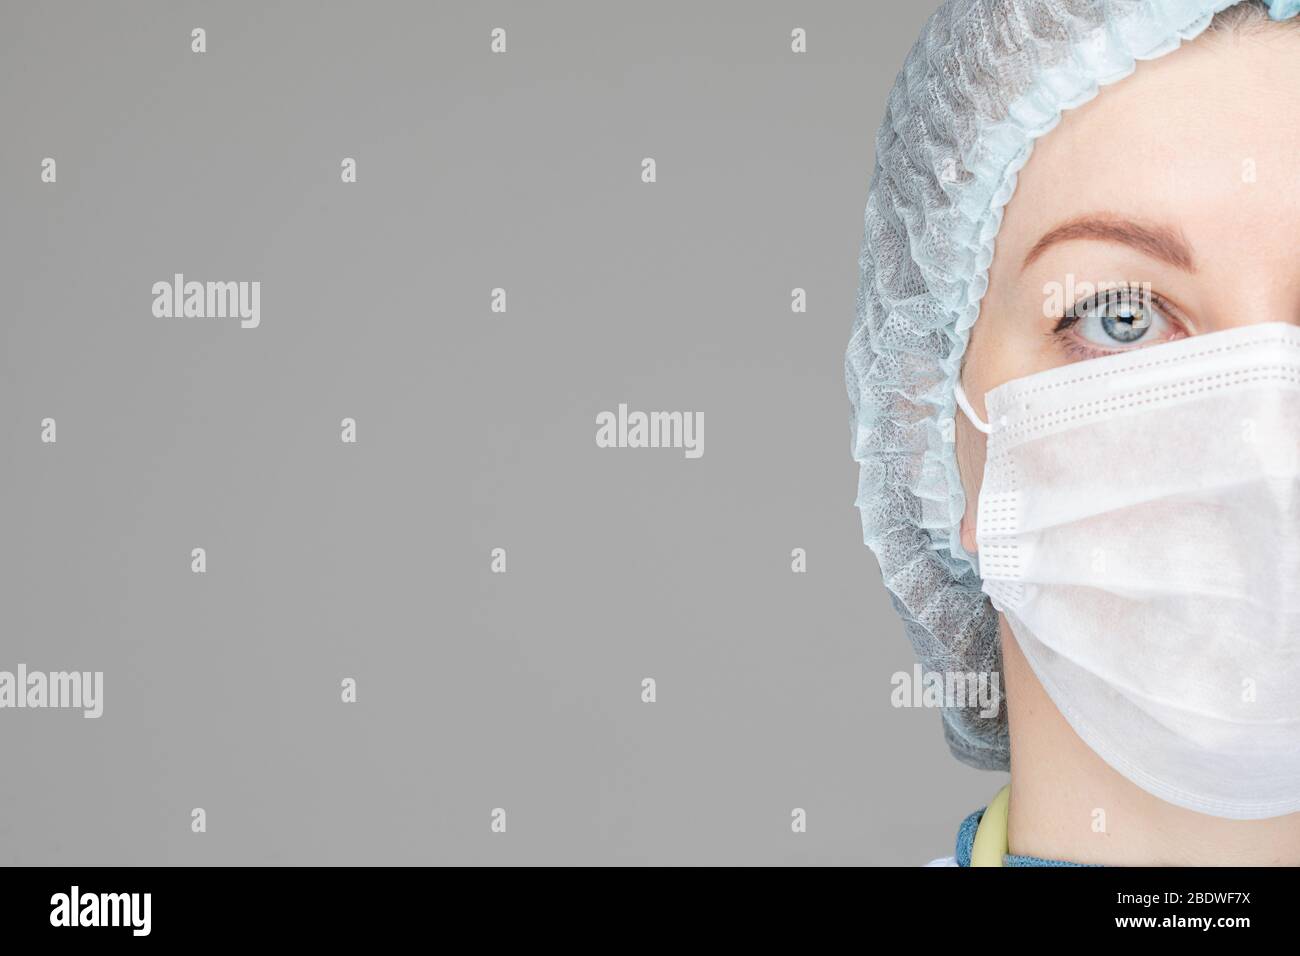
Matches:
[[954, 320, 1300, 820]]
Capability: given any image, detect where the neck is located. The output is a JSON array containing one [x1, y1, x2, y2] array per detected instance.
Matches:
[[999, 614, 1300, 866]]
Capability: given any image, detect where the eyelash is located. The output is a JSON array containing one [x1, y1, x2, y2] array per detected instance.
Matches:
[[1048, 287, 1186, 361]]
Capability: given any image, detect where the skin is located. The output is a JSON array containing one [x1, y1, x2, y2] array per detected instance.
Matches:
[[954, 22, 1300, 865]]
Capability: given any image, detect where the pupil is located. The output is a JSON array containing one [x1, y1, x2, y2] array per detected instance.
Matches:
[[1102, 304, 1149, 343]]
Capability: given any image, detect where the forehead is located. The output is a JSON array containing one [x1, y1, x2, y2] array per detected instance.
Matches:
[[998, 31, 1300, 255]]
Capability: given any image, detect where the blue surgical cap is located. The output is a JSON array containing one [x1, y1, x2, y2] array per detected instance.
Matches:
[[846, 0, 1300, 771]]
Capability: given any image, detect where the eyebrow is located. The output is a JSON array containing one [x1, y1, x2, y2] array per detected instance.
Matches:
[[1021, 214, 1196, 273]]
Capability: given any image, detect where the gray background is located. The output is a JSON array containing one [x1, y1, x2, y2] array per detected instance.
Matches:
[[0, 0, 1004, 865]]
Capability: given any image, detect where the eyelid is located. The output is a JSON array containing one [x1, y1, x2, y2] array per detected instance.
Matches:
[[1064, 284, 1152, 317]]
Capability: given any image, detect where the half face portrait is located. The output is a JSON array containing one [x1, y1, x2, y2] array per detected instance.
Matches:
[[847, 0, 1300, 866]]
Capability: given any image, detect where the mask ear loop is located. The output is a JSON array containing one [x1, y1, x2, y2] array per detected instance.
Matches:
[[953, 380, 994, 434]]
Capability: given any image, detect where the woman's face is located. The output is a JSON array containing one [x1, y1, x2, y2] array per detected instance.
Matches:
[[956, 24, 1300, 554]]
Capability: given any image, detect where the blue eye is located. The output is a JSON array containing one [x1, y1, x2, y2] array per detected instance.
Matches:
[[1052, 285, 1184, 359]]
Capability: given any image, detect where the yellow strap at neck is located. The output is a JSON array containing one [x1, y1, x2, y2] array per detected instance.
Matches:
[[970, 784, 1010, 867]]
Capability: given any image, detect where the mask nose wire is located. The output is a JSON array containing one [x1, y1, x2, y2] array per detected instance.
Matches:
[[953, 379, 994, 434]]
